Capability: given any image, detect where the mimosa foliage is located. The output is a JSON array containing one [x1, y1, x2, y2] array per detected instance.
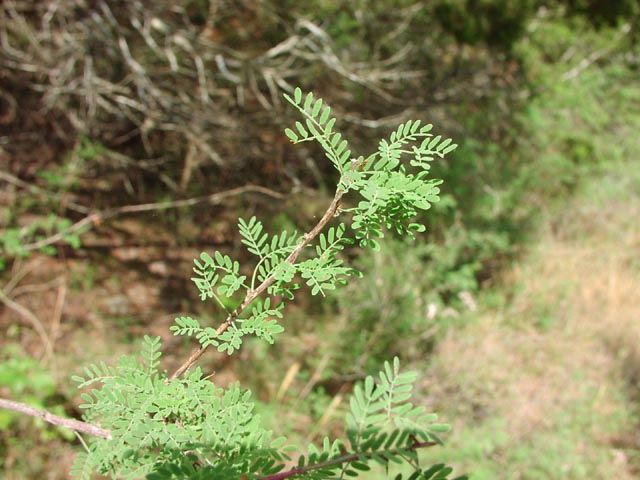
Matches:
[[72, 344, 464, 479], [71, 89, 464, 479]]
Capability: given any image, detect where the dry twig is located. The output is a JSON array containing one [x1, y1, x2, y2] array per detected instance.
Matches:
[[0, 398, 111, 440], [18, 185, 284, 252], [0, 288, 54, 360]]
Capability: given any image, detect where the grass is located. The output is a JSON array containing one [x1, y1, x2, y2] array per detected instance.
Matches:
[[415, 158, 640, 479]]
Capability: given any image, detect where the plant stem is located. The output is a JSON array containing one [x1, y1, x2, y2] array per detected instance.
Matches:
[[0, 288, 53, 360], [258, 439, 438, 480], [169, 189, 345, 380], [0, 398, 111, 440]]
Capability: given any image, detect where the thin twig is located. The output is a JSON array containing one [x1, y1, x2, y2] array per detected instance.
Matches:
[[562, 23, 631, 81], [18, 185, 284, 252], [0, 288, 53, 360], [0, 170, 90, 214], [6, 277, 64, 300], [298, 353, 330, 401], [50, 278, 67, 357], [169, 189, 344, 380], [0, 398, 111, 440], [3, 257, 42, 295], [258, 439, 438, 480]]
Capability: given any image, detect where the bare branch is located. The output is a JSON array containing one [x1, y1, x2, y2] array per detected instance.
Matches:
[[0, 288, 53, 360], [562, 23, 631, 81], [259, 439, 438, 480], [13, 185, 284, 253], [0, 171, 90, 214], [0, 398, 111, 440]]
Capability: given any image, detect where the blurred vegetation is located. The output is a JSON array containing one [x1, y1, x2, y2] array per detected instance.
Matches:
[[1, 0, 639, 478]]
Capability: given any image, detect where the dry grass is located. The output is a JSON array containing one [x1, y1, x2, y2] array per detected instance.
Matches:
[[423, 163, 640, 478]]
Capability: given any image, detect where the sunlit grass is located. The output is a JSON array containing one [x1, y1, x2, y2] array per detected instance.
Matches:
[[418, 158, 640, 479]]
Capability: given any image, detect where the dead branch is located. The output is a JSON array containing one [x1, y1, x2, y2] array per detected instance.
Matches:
[[14, 185, 284, 252], [0, 398, 111, 440], [0, 288, 54, 360]]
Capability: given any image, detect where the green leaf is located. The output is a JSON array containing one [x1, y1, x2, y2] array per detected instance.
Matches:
[[312, 98, 323, 117], [295, 121, 307, 138], [429, 423, 451, 433], [436, 138, 452, 152], [428, 135, 442, 150], [284, 128, 298, 142], [303, 92, 313, 110], [319, 106, 331, 124], [442, 143, 458, 154]]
